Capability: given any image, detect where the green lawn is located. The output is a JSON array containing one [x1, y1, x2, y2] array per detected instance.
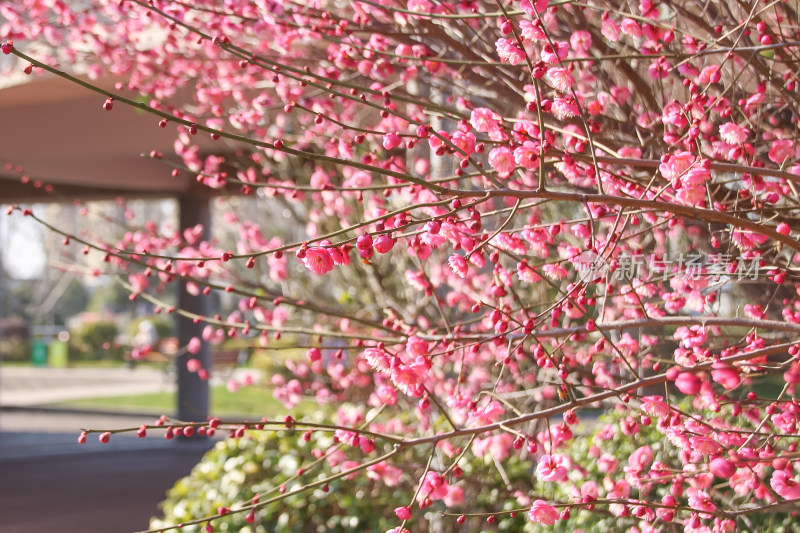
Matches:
[[55, 385, 299, 418]]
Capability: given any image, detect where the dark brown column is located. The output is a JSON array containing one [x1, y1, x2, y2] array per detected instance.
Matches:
[[176, 195, 211, 423]]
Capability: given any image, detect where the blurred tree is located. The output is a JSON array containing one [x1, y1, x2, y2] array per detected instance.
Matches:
[[52, 279, 89, 324]]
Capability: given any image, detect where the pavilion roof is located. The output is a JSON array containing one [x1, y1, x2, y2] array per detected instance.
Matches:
[[0, 73, 217, 202]]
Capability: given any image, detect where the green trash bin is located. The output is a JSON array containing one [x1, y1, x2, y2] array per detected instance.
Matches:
[[32, 341, 48, 366], [49, 341, 69, 367]]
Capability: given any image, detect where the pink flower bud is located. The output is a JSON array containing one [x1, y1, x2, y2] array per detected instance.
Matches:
[[394, 506, 412, 520], [359, 436, 375, 454], [306, 347, 322, 362], [675, 372, 701, 395], [356, 234, 373, 250], [383, 132, 402, 150], [187, 337, 202, 354], [374, 235, 394, 253]]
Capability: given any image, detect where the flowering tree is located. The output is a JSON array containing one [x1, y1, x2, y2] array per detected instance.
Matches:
[[4, 0, 800, 531]]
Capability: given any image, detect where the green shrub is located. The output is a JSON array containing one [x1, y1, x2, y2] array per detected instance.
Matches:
[[129, 315, 173, 340], [155, 404, 800, 533], [0, 339, 31, 363], [152, 420, 532, 532], [151, 431, 412, 533], [72, 320, 119, 360]]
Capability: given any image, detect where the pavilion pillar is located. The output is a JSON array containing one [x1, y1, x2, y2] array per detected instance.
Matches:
[[176, 195, 211, 423]]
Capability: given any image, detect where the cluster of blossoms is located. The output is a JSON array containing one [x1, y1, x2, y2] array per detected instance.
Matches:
[[6, 0, 800, 531]]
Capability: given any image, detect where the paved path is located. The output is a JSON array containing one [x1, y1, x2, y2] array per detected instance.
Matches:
[[0, 410, 215, 533], [0, 365, 259, 409], [0, 366, 175, 407], [0, 368, 225, 533]]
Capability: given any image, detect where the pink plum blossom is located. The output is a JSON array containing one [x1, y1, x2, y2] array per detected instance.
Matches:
[[769, 139, 794, 164], [488, 147, 516, 177], [547, 67, 574, 92], [771, 470, 800, 500], [495, 38, 525, 65], [514, 142, 540, 170], [536, 454, 568, 482], [299, 247, 334, 275], [719, 122, 749, 144], [528, 500, 558, 525]]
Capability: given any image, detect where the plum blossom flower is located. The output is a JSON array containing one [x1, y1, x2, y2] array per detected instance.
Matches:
[[517, 262, 542, 283], [470, 107, 502, 133], [620, 17, 642, 37], [597, 453, 618, 473], [601, 18, 620, 41], [570, 30, 592, 54], [769, 139, 794, 164], [299, 247, 334, 275], [686, 488, 716, 514], [428, 130, 450, 150], [697, 65, 721, 84], [648, 57, 670, 79], [448, 254, 468, 277], [528, 500, 558, 525], [519, 20, 546, 41], [519, 0, 548, 16], [641, 395, 669, 418], [540, 42, 569, 64], [719, 122, 749, 144], [451, 130, 475, 155], [488, 146, 516, 177], [675, 185, 706, 205], [364, 347, 391, 371], [468, 399, 505, 426], [444, 486, 464, 507], [542, 263, 568, 279], [547, 67, 574, 92], [662, 101, 688, 128], [659, 151, 695, 181], [390, 360, 428, 397], [627, 445, 653, 471], [709, 457, 736, 479], [690, 436, 723, 455], [406, 270, 430, 291], [639, 0, 659, 18], [536, 454, 568, 482], [375, 384, 397, 405], [367, 462, 403, 486], [680, 165, 710, 187], [731, 229, 769, 249], [551, 98, 580, 120], [129, 273, 149, 293], [514, 141, 540, 170], [407, 0, 432, 12], [417, 472, 449, 502], [406, 336, 429, 357], [771, 470, 800, 499], [496, 38, 525, 65]]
